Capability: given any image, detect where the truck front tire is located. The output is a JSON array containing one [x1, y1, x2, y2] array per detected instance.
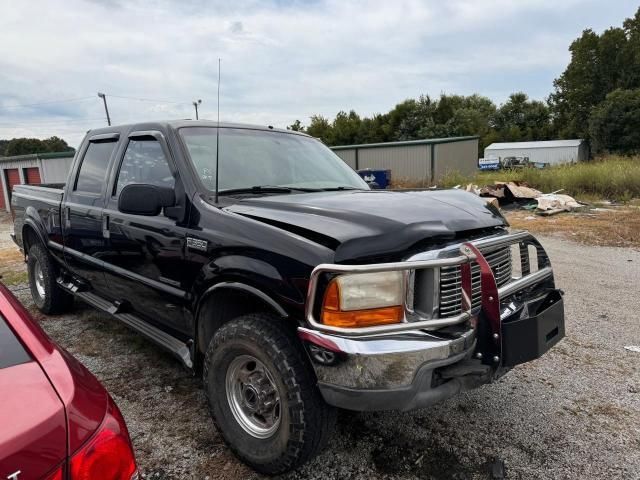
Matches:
[[203, 313, 336, 475], [27, 243, 73, 314]]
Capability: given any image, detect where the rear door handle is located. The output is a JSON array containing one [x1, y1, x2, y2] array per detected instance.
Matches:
[[102, 215, 110, 239], [64, 206, 71, 229]]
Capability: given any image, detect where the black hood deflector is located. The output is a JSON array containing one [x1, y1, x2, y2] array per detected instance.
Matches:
[[224, 189, 506, 262]]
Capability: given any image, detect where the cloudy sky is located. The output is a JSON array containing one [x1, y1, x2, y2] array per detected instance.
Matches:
[[0, 0, 637, 147]]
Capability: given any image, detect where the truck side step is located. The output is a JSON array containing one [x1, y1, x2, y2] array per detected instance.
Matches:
[[75, 291, 193, 369], [57, 277, 89, 293]]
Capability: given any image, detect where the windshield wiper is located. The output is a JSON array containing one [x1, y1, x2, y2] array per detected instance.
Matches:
[[218, 185, 320, 196], [218, 185, 363, 196], [319, 186, 361, 191]]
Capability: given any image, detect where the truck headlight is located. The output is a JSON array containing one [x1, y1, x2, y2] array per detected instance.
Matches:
[[321, 271, 405, 327]]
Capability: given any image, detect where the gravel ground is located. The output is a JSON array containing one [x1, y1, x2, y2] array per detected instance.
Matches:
[[2, 219, 639, 479]]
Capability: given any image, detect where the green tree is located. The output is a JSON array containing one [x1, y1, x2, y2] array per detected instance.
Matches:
[[357, 114, 389, 144], [287, 120, 305, 132], [589, 88, 640, 154], [493, 92, 551, 142], [386, 98, 426, 140], [305, 115, 333, 144], [328, 110, 362, 145], [551, 29, 608, 138], [3, 136, 73, 156], [622, 8, 640, 89], [43, 136, 71, 152], [550, 7, 640, 140]]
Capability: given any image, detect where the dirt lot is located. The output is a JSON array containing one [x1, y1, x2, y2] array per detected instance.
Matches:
[[1, 212, 639, 479], [506, 205, 640, 249]]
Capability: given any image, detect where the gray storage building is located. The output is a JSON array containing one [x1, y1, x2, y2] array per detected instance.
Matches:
[[331, 136, 479, 187], [0, 151, 75, 212], [484, 139, 589, 166]]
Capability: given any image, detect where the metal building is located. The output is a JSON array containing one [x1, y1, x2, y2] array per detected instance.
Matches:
[[331, 136, 479, 187], [0, 151, 74, 212], [484, 140, 589, 166]]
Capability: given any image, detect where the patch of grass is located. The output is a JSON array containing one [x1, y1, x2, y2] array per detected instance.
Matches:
[[0, 269, 27, 286], [396, 155, 640, 202]]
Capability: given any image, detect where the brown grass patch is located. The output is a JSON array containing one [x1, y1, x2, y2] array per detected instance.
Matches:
[[0, 247, 26, 285], [505, 206, 640, 249]]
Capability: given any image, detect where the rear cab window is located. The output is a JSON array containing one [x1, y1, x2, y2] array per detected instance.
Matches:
[[0, 315, 31, 369], [74, 138, 119, 195]]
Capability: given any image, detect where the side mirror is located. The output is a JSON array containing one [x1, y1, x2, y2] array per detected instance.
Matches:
[[118, 184, 175, 216]]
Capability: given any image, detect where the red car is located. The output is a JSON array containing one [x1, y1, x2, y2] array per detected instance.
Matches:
[[0, 283, 138, 480]]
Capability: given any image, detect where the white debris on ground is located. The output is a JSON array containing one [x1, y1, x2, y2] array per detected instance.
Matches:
[[536, 193, 582, 215], [459, 182, 583, 216]]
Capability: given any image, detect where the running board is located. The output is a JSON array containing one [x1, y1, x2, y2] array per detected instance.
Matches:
[[75, 291, 193, 369], [57, 277, 89, 293]]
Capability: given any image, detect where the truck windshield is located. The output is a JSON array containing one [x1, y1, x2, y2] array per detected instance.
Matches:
[[179, 127, 369, 193]]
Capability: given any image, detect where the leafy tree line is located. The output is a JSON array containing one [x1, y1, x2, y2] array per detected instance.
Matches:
[[290, 7, 640, 155], [0, 136, 74, 157]]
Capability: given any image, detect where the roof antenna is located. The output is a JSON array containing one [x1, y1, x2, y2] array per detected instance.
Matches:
[[214, 58, 221, 204]]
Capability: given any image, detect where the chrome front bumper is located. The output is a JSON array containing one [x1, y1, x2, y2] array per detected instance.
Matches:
[[299, 230, 564, 411], [299, 327, 476, 390], [299, 325, 482, 411]]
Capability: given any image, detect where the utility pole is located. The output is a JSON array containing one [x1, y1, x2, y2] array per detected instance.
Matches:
[[97, 92, 111, 126], [193, 99, 202, 119]]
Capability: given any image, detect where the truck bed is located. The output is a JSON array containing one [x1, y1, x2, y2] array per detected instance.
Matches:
[[13, 183, 65, 202], [11, 184, 65, 252]]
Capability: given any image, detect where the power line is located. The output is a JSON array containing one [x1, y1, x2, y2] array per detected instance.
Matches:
[[0, 117, 107, 128], [0, 96, 94, 111], [105, 94, 192, 105], [0, 93, 194, 112]]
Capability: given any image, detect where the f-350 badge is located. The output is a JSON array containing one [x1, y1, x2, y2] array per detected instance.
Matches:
[[187, 237, 208, 252]]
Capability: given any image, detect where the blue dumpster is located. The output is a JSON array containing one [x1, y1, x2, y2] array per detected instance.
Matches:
[[357, 169, 391, 189]]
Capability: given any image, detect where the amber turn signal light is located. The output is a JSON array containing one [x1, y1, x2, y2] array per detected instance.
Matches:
[[321, 279, 404, 328]]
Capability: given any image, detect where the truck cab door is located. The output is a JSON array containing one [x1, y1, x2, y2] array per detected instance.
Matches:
[[100, 131, 190, 334], [62, 133, 119, 292]]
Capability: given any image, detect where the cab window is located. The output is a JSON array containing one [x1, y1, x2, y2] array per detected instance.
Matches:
[[115, 138, 175, 196], [75, 139, 118, 194]]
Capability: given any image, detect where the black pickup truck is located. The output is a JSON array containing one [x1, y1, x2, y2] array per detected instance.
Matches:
[[11, 121, 565, 474]]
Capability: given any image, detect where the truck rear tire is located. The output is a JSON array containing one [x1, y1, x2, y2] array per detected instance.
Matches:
[[203, 313, 336, 475], [27, 242, 73, 314]]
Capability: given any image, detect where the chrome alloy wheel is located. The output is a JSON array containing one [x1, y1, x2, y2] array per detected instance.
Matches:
[[225, 355, 282, 438], [33, 259, 46, 299]]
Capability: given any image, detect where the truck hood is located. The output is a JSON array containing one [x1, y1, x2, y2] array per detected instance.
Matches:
[[224, 189, 506, 262]]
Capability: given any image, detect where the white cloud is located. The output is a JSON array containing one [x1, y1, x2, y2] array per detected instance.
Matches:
[[0, 0, 636, 146]]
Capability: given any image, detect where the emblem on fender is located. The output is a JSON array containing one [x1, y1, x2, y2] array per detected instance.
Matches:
[[7, 471, 21, 480], [187, 237, 208, 252]]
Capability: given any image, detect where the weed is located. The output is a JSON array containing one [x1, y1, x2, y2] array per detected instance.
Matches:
[[395, 155, 640, 202]]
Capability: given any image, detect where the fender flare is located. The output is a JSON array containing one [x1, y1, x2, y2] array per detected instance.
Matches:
[[22, 215, 48, 253], [196, 281, 288, 319], [193, 281, 289, 358]]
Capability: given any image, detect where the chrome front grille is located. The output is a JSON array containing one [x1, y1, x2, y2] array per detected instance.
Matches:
[[471, 263, 481, 308], [482, 245, 513, 287], [438, 245, 512, 316], [438, 266, 463, 317]]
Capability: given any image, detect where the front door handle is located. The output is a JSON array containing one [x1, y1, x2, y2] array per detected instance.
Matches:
[[102, 215, 110, 239]]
